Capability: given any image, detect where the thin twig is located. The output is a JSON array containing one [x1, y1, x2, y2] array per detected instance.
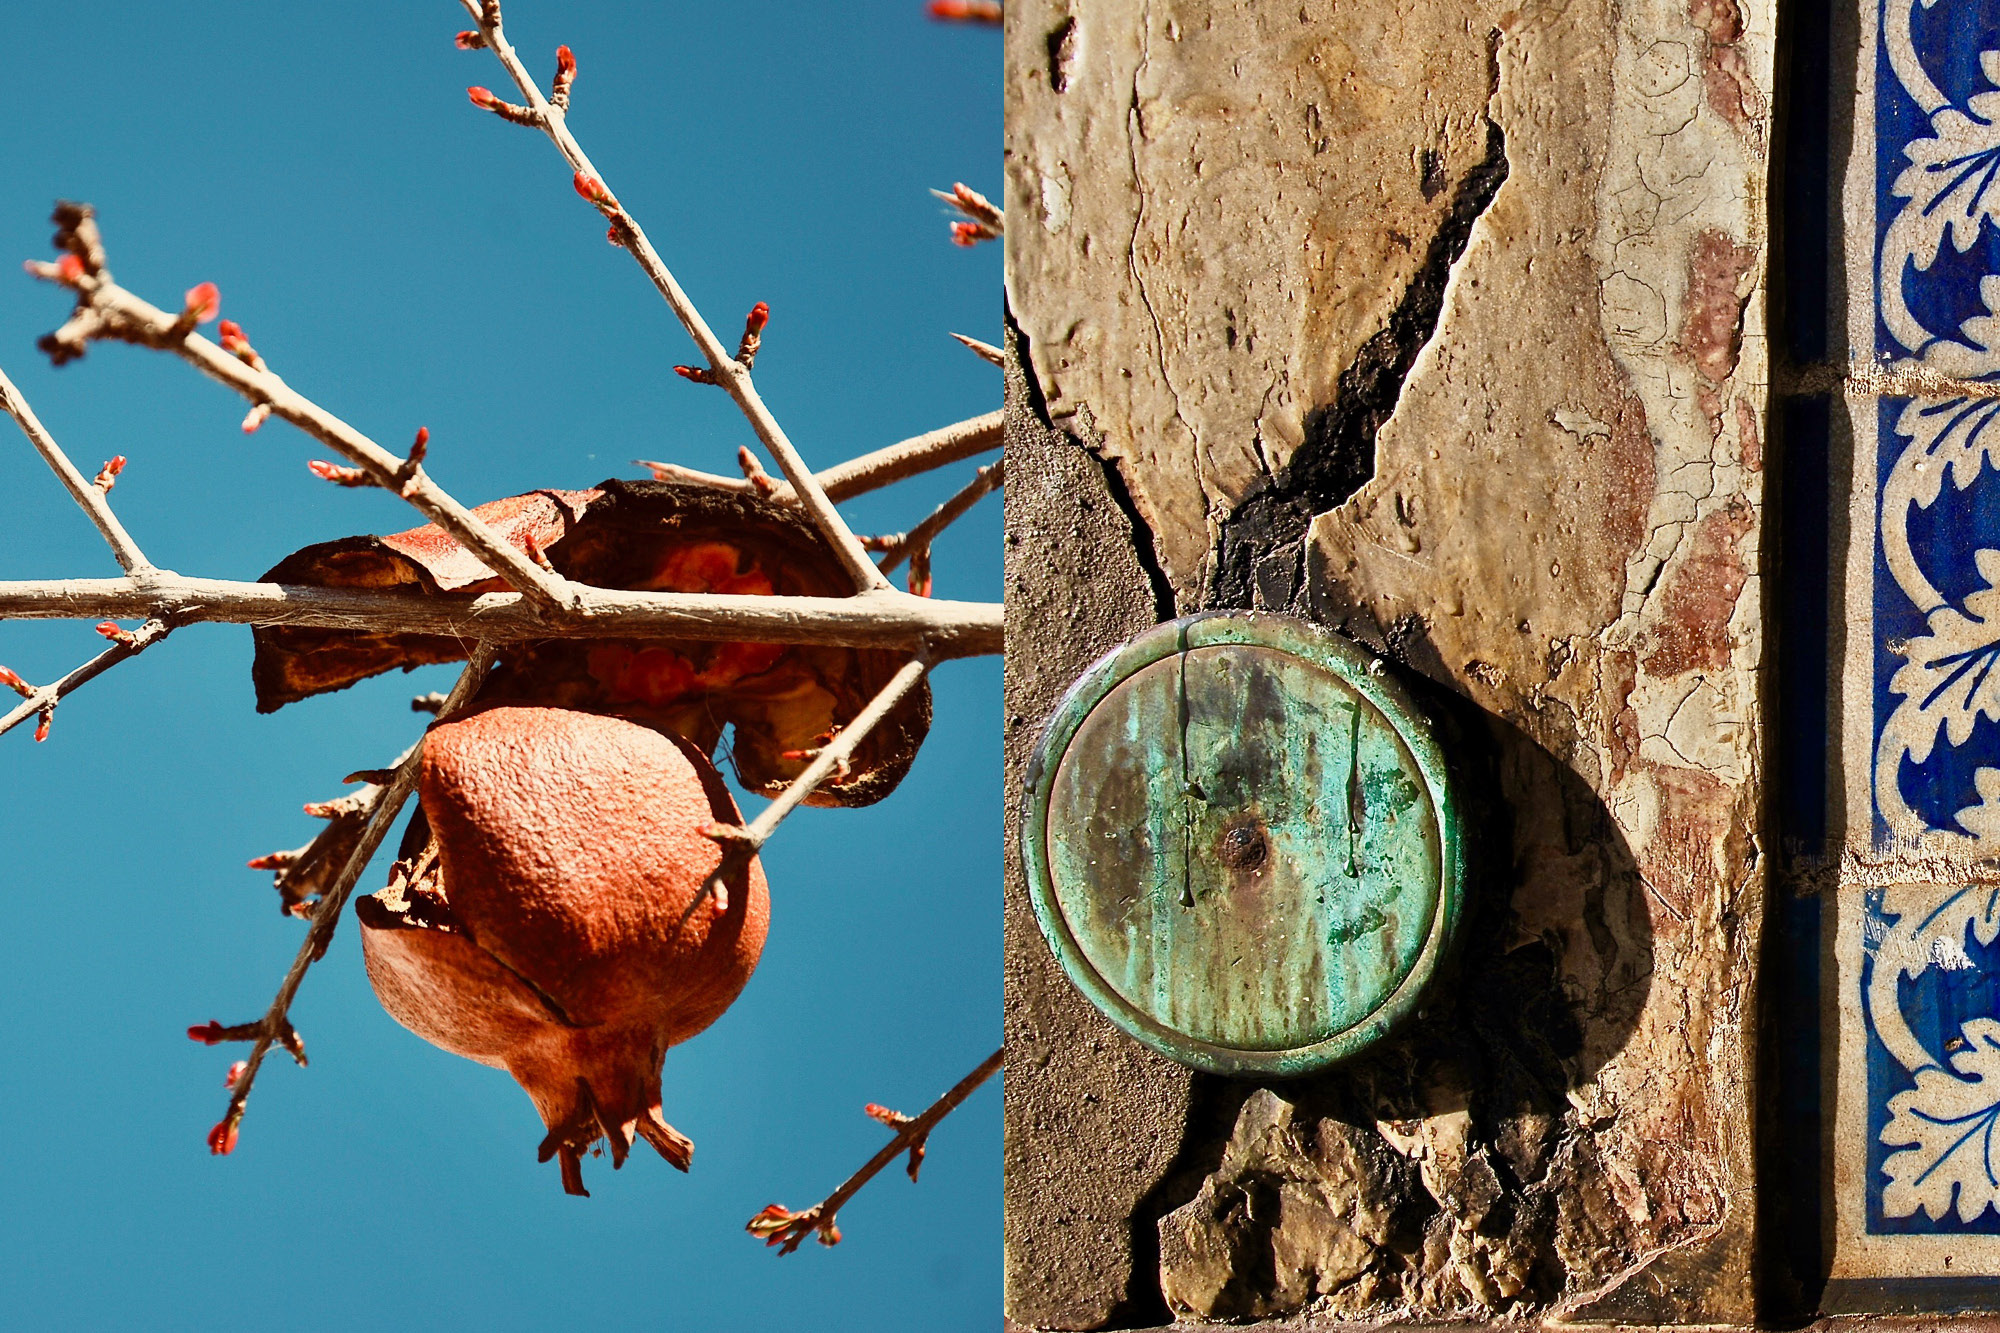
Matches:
[[0, 618, 172, 740], [949, 333, 1003, 366], [198, 646, 497, 1154], [458, 0, 889, 594], [0, 575, 1002, 659], [747, 1046, 1003, 1253], [683, 656, 931, 934], [36, 265, 576, 616], [636, 410, 1001, 503], [248, 750, 416, 917], [871, 460, 1004, 577], [0, 364, 152, 573]]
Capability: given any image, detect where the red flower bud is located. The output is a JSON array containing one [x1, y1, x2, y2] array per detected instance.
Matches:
[[245, 852, 289, 870], [672, 365, 717, 385], [468, 86, 498, 109], [606, 225, 624, 247], [93, 455, 125, 491], [556, 45, 576, 78], [926, 0, 1002, 19], [218, 319, 247, 352], [454, 30, 485, 49], [573, 171, 614, 206], [32, 712, 50, 743], [207, 1117, 240, 1156], [56, 253, 84, 282], [745, 302, 770, 335], [950, 221, 983, 247], [188, 1021, 228, 1045], [182, 281, 220, 323], [0, 666, 28, 696], [225, 1061, 248, 1089], [864, 1102, 913, 1128]]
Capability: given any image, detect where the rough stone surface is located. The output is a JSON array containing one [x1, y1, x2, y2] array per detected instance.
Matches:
[[1003, 324, 1191, 1330], [1006, 0, 1772, 1324]]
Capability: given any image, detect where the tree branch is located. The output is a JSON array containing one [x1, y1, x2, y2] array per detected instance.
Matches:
[[193, 645, 497, 1155], [684, 656, 931, 933], [637, 410, 1001, 504], [0, 363, 152, 573], [36, 277, 580, 617], [747, 1046, 1003, 1253], [457, 0, 891, 595], [0, 575, 1001, 659], [0, 617, 172, 741], [870, 459, 1004, 577]]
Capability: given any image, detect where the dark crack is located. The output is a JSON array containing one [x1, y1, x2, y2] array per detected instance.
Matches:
[[1209, 105, 1511, 611], [1007, 303, 1179, 623]]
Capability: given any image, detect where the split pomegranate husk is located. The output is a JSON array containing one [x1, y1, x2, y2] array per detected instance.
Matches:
[[252, 479, 930, 805], [357, 704, 768, 1196]]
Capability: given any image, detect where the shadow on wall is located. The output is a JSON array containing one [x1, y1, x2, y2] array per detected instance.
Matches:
[[1107, 692, 1660, 1326]]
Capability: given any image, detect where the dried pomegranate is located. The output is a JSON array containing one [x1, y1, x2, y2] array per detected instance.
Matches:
[[253, 479, 928, 804], [356, 704, 769, 1195]]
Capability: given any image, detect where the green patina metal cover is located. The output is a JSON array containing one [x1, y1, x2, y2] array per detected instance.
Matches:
[[1022, 612, 1464, 1077]]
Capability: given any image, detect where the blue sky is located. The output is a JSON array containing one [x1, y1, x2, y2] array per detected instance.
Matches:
[[0, 3, 999, 1328]]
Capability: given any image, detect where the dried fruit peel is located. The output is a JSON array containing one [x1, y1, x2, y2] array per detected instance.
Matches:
[[252, 479, 929, 805]]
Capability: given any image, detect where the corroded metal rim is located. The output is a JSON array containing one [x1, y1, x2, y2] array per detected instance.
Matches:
[[1020, 611, 1465, 1077]]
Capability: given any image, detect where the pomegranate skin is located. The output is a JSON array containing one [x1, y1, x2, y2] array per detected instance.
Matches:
[[358, 704, 768, 1195]]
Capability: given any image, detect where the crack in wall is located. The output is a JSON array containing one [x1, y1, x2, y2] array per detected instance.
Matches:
[[1007, 302, 1180, 623], [1209, 66, 1511, 611]]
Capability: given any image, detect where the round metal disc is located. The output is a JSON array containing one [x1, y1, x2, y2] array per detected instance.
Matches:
[[1021, 612, 1463, 1076]]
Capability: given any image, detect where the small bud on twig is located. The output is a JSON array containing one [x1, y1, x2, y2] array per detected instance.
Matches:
[[241, 403, 271, 434], [926, 0, 1003, 21], [469, 85, 538, 126], [92, 455, 126, 492], [0, 666, 31, 699], [865, 1102, 928, 1180], [573, 171, 617, 210], [95, 621, 135, 645], [454, 29, 486, 49], [225, 1061, 248, 1089], [606, 225, 625, 248], [307, 459, 373, 487], [207, 1114, 240, 1156], [551, 45, 577, 112], [32, 709, 51, 743], [216, 318, 268, 371], [182, 282, 221, 324], [673, 364, 718, 386], [187, 1021, 230, 1046], [736, 446, 777, 496], [736, 301, 769, 369], [245, 851, 296, 871]]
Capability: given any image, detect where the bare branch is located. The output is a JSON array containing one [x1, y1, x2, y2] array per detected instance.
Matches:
[[949, 333, 1003, 366], [0, 363, 152, 573], [0, 617, 172, 741], [0, 575, 1002, 659], [32, 246, 576, 616], [933, 182, 1004, 246], [247, 757, 414, 918], [636, 410, 1001, 503], [747, 1047, 1003, 1253], [457, 1, 890, 594], [870, 459, 1004, 578], [685, 657, 931, 933], [741, 656, 930, 847], [197, 646, 497, 1155]]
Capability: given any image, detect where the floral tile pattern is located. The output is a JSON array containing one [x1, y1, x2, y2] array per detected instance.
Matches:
[[1848, 0, 2000, 1266]]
